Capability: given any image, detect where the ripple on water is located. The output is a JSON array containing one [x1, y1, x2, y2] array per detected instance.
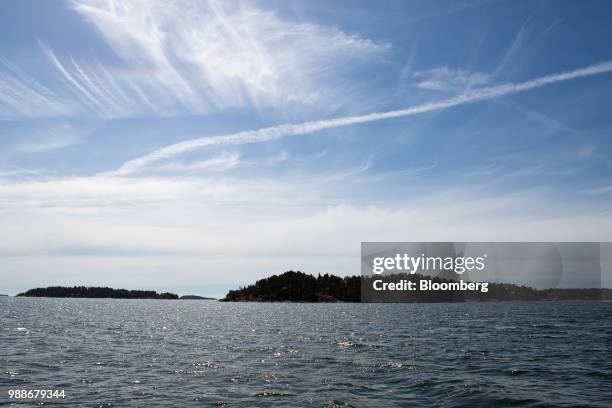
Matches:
[[0, 298, 609, 407], [253, 390, 294, 398], [336, 340, 368, 348], [326, 400, 358, 407], [192, 361, 222, 369], [192, 396, 226, 406]]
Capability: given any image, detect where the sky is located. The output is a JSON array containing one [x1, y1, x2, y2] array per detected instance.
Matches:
[[1, 0, 612, 296]]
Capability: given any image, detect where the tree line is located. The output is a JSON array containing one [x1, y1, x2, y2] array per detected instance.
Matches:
[[222, 271, 610, 302], [222, 271, 361, 302], [17, 286, 178, 299]]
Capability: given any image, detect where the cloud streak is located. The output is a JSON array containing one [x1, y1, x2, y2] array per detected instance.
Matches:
[[1, 1, 390, 119], [0, 58, 71, 118], [59, 0, 389, 118], [15, 124, 83, 153], [414, 66, 490, 91], [111, 60, 612, 175]]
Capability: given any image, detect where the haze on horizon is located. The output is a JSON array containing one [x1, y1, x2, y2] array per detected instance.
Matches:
[[1, 0, 612, 297]]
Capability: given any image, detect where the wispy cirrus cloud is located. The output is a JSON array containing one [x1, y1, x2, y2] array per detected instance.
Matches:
[[1, 0, 390, 119], [0, 59, 72, 119], [156, 151, 241, 173], [0, 165, 54, 180], [414, 66, 491, 91], [28, 0, 388, 118], [15, 125, 83, 153], [108, 60, 612, 176], [148, 149, 324, 174], [320, 157, 374, 183]]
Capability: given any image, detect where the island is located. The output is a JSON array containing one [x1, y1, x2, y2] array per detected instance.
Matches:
[[17, 286, 179, 299], [222, 271, 360, 302], [179, 295, 217, 300], [221, 271, 611, 302], [14, 274, 611, 302]]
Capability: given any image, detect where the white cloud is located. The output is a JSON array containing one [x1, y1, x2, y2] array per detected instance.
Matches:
[[0, 175, 310, 211], [15, 128, 83, 153], [0, 59, 72, 118], [23, 0, 390, 118], [1, 173, 611, 293], [414, 66, 490, 91], [108, 60, 612, 175], [151, 150, 315, 174], [320, 157, 373, 182], [1, 175, 611, 256], [157, 151, 241, 173], [244, 150, 291, 167], [1, 1, 389, 119]]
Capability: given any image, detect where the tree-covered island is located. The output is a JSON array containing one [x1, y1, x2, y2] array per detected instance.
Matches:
[[17, 286, 178, 299], [221, 271, 611, 302], [13, 272, 610, 302]]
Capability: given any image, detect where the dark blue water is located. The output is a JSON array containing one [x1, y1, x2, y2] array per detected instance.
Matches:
[[1, 298, 611, 407]]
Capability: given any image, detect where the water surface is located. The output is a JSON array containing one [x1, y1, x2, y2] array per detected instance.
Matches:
[[1, 298, 610, 407]]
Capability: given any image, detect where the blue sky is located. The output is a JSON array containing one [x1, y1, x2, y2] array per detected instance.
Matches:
[[1, 0, 612, 295]]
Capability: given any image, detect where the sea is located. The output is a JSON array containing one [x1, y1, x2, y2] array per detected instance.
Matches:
[[1, 298, 610, 407]]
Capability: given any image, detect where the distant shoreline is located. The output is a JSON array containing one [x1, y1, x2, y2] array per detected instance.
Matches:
[[5, 296, 609, 304], [16, 286, 213, 300], [12, 274, 611, 302], [221, 271, 612, 302]]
